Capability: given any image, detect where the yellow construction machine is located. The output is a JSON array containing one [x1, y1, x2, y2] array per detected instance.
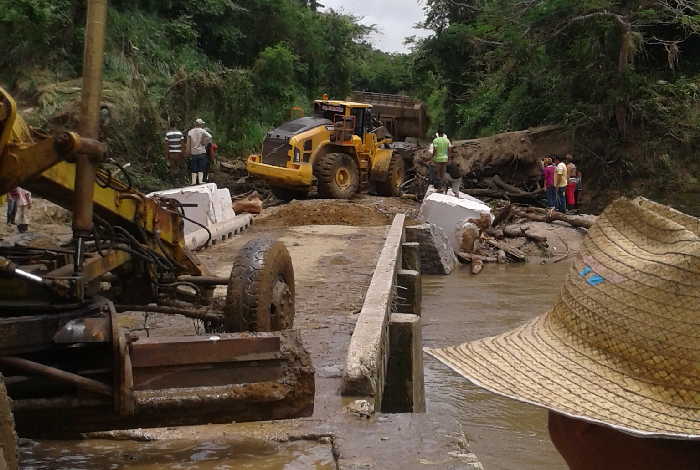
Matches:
[[0, 2, 312, 468], [247, 98, 407, 200]]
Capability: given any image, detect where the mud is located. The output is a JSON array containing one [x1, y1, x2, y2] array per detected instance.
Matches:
[[255, 195, 420, 229]]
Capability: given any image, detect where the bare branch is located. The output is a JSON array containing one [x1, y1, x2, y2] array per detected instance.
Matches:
[[553, 10, 631, 37]]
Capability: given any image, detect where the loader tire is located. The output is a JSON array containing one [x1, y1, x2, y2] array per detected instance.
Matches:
[[0, 374, 18, 470], [376, 153, 405, 197], [225, 239, 295, 332], [316, 153, 359, 199], [271, 187, 308, 202]]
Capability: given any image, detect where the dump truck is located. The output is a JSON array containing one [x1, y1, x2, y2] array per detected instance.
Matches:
[[0, 3, 312, 468], [348, 91, 428, 142], [247, 95, 427, 201]]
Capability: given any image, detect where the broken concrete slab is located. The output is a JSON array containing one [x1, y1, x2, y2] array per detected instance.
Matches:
[[405, 224, 457, 275], [419, 191, 493, 252]]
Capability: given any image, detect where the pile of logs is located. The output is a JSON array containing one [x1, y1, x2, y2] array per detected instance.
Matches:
[[455, 204, 596, 274]]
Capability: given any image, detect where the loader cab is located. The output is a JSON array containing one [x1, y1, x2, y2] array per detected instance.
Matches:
[[313, 100, 373, 143]]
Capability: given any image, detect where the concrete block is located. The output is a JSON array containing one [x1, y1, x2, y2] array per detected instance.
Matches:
[[405, 224, 457, 275], [396, 269, 421, 316], [419, 191, 492, 252], [382, 313, 425, 413], [401, 242, 420, 272], [149, 183, 249, 250]]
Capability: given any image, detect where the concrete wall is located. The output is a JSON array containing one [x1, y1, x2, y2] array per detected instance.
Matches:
[[342, 214, 425, 413]]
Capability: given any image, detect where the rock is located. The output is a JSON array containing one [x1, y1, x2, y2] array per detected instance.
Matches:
[[419, 191, 493, 252], [405, 224, 458, 275], [457, 221, 480, 253], [346, 399, 374, 418]]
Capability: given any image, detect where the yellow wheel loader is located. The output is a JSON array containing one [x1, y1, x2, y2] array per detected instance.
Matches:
[[247, 99, 407, 200]]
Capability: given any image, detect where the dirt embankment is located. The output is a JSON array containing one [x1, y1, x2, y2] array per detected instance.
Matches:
[[255, 196, 420, 229]]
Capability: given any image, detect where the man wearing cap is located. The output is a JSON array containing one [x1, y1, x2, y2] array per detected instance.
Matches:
[[186, 118, 211, 185], [428, 197, 700, 469]]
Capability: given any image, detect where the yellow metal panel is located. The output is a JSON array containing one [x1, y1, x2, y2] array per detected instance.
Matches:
[[370, 148, 394, 183], [246, 159, 314, 188]]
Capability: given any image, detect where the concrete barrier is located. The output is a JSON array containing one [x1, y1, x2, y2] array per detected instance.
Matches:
[[148, 183, 253, 250], [342, 214, 405, 405], [342, 214, 425, 413]]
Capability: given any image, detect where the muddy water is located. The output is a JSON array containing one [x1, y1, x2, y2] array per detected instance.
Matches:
[[21, 438, 334, 469], [422, 262, 571, 470]]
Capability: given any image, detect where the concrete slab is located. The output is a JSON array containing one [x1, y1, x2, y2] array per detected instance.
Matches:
[[149, 183, 249, 250], [419, 191, 492, 252]]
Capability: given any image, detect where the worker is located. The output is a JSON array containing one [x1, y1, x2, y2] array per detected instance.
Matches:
[[542, 156, 556, 209], [5, 191, 16, 226], [163, 125, 185, 169], [565, 154, 578, 211], [432, 128, 451, 191], [445, 153, 462, 198], [427, 197, 700, 470], [13, 187, 32, 233], [186, 118, 212, 185], [204, 128, 217, 183], [553, 155, 568, 213]]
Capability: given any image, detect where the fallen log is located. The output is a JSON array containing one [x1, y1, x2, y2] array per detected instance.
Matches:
[[456, 251, 498, 264], [513, 207, 595, 229], [503, 225, 548, 244], [485, 239, 527, 263]]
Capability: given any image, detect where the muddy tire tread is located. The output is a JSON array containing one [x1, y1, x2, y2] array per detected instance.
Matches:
[[316, 153, 359, 199], [225, 239, 295, 332], [376, 153, 405, 197]]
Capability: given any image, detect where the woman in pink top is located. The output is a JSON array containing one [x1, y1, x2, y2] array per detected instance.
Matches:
[[542, 157, 556, 208]]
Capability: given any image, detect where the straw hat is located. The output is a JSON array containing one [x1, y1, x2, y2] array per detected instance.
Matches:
[[426, 197, 700, 439]]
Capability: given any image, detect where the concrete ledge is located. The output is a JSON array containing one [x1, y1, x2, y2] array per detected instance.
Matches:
[[342, 214, 406, 405]]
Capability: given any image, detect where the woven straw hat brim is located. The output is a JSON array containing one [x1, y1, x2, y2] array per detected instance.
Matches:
[[425, 312, 700, 439], [426, 197, 700, 440]]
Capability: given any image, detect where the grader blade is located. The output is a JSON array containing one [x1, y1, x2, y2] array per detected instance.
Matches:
[[7, 331, 313, 437]]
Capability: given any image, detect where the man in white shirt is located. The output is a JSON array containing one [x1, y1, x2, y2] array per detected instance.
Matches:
[[186, 118, 212, 185]]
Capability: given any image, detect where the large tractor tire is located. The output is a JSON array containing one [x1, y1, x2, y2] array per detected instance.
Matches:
[[376, 153, 406, 197], [271, 186, 308, 203], [225, 239, 295, 332], [0, 375, 18, 470], [316, 153, 359, 199]]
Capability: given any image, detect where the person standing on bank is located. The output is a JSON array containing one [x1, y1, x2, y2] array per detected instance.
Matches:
[[13, 187, 32, 233], [542, 156, 556, 209], [428, 197, 700, 470], [164, 125, 185, 169], [186, 118, 211, 185], [565, 154, 578, 211], [432, 128, 451, 191], [5, 189, 17, 225], [554, 155, 568, 213]]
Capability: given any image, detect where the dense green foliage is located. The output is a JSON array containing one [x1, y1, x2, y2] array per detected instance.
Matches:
[[415, 0, 700, 199], [0, 0, 408, 186], [2, 0, 698, 205]]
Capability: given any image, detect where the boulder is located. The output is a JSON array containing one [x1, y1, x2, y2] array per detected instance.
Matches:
[[405, 223, 458, 275], [419, 191, 493, 252]]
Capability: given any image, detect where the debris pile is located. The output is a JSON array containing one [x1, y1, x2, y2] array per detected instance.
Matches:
[[455, 203, 596, 271]]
